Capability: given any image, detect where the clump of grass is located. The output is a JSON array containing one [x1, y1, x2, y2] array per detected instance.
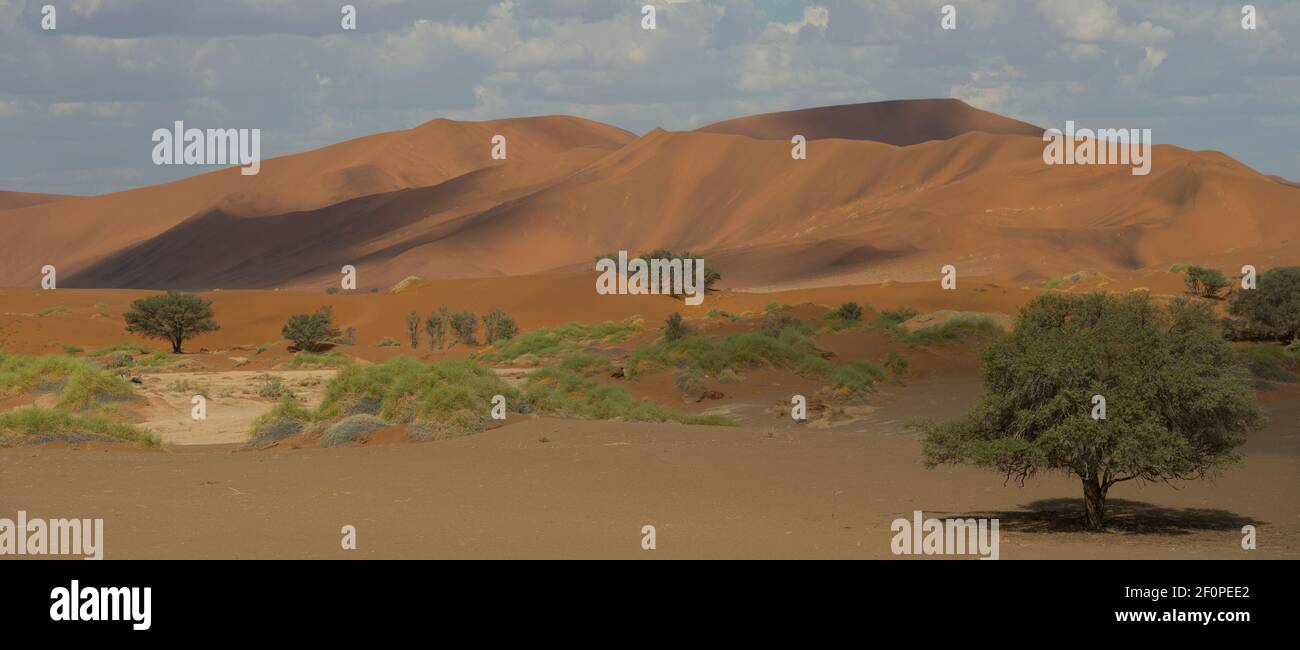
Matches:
[[825, 360, 886, 398], [707, 309, 740, 322], [288, 350, 351, 367], [62, 345, 83, 355], [903, 315, 1004, 346], [1169, 262, 1191, 273], [102, 351, 135, 368], [376, 337, 401, 347], [1044, 276, 1064, 290], [167, 378, 210, 397], [883, 350, 909, 379], [253, 374, 294, 399], [87, 343, 159, 356], [524, 364, 735, 426], [0, 352, 134, 409], [319, 414, 389, 447], [0, 406, 157, 447], [248, 396, 313, 446], [868, 307, 919, 333], [317, 357, 513, 436], [36, 307, 70, 317], [485, 320, 641, 363], [627, 327, 818, 379]]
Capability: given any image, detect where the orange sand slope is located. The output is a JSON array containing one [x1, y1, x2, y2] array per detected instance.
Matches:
[[1, 99, 1296, 291]]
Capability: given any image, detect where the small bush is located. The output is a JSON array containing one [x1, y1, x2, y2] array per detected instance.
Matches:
[[450, 311, 478, 345], [883, 350, 909, 378], [405, 311, 422, 349], [36, 307, 70, 317], [483, 308, 519, 345], [828, 302, 864, 322], [484, 320, 640, 363], [904, 315, 1003, 346], [664, 313, 691, 342], [254, 374, 293, 399], [63, 345, 83, 355], [425, 307, 450, 349], [377, 337, 401, 347]]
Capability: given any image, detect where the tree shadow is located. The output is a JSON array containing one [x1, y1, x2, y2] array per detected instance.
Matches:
[[939, 498, 1264, 536]]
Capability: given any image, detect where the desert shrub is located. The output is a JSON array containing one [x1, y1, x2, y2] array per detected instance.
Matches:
[[1184, 265, 1230, 299], [405, 311, 422, 349], [166, 379, 210, 397], [0, 353, 132, 409], [828, 302, 864, 322], [883, 350, 909, 378], [123, 291, 219, 353], [103, 351, 135, 368], [254, 374, 293, 399], [675, 368, 709, 397], [870, 307, 919, 330], [319, 414, 389, 447], [904, 315, 1003, 346], [483, 308, 519, 345], [325, 287, 340, 295], [0, 406, 157, 446], [919, 293, 1261, 530], [827, 360, 886, 398], [87, 343, 157, 356], [377, 337, 401, 347], [485, 320, 640, 363], [1228, 266, 1300, 342], [281, 306, 341, 352], [36, 306, 70, 317], [450, 311, 478, 345], [248, 397, 313, 446], [425, 306, 450, 349], [707, 309, 740, 321], [523, 365, 734, 426], [288, 350, 351, 367], [761, 311, 807, 338], [317, 358, 512, 437], [63, 345, 83, 355], [1169, 262, 1191, 273], [664, 313, 691, 342]]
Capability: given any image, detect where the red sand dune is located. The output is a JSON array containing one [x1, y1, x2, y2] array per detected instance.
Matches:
[[1, 100, 1296, 291]]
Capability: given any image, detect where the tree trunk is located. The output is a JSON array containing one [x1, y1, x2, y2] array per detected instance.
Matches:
[[1082, 477, 1107, 530]]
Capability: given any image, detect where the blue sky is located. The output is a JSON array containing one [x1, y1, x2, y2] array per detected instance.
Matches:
[[1, 0, 1297, 194]]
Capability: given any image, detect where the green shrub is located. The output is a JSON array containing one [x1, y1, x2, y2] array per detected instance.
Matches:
[[485, 320, 639, 362], [0, 406, 157, 446], [450, 311, 478, 345], [883, 350, 909, 378], [904, 315, 1003, 346], [1228, 267, 1300, 341], [123, 291, 219, 353], [425, 306, 450, 350], [524, 365, 734, 426], [1184, 265, 1230, 299], [664, 313, 691, 342], [36, 307, 70, 317], [282, 306, 341, 352], [405, 311, 422, 349], [288, 350, 351, 367], [317, 358, 512, 435], [483, 308, 519, 344]]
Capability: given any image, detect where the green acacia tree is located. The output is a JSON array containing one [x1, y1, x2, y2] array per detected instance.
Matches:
[[123, 291, 220, 353], [920, 292, 1261, 530]]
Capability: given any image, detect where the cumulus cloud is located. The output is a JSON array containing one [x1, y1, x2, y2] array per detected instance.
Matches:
[[0, 0, 1296, 194]]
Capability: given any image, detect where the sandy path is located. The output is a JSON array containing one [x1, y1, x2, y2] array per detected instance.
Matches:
[[1, 378, 1294, 559], [134, 369, 337, 445]]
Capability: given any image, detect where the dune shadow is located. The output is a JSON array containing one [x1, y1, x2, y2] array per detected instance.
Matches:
[[939, 498, 1263, 536]]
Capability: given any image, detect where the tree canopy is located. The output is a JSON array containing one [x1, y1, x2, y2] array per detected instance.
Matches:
[[123, 291, 220, 353], [920, 292, 1261, 529]]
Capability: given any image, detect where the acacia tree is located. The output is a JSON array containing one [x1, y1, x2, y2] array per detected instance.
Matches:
[[920, 292, 1261, 530], [281, 306, 341, 352], [123, 291, 220, 353], [1228, 266, 1300, 342]]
